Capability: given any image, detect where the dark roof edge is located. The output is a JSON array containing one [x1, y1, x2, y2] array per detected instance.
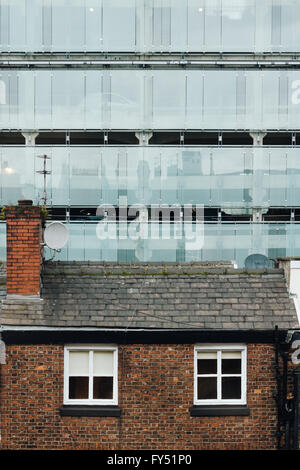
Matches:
[[40, 261, 284, 277], [0, 327, 288, 345]]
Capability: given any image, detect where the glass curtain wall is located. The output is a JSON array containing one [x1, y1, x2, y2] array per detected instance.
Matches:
[[0, 221, 296, 266], [0, 69, 300, 130], [0, 0, 300, 53], [1, 146, 300, 208]]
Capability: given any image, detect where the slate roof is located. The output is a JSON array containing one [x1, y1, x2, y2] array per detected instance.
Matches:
[[1, 261, 298, 330]]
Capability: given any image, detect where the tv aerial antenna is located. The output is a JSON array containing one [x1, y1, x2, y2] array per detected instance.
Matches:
[[36, 154, 51, 206]]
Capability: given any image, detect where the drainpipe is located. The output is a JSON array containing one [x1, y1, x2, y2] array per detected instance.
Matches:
[[274, 326, 283, 449], [281, 349, 290, 449], [0, 334, 6, 445], [293, 369, 300, 449]]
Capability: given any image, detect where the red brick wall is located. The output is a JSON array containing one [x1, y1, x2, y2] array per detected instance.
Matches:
[[0, 343, 277, 450], [6, 204, 42, 296]]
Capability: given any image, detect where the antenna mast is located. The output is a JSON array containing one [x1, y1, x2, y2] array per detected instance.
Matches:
[[36, 154, 51, 206]]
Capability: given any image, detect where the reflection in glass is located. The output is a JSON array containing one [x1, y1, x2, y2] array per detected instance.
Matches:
[[1, 69, 300, 130], [93, 377, 113, 399], [69, 376, 89, 399], [222, 377, 241, 399], [2, 0, 300, 53], [197, 377, 217, 400]]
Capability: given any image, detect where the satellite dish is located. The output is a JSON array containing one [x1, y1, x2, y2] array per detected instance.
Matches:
[[244, 253, 273, 269], [44, 222, 69, 250]]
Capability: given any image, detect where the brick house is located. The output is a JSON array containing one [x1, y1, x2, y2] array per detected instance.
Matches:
[[0, 202, 300, 450]]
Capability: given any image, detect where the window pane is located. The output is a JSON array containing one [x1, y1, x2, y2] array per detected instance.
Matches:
[[93, 376, 113, 399], [93, 351, 114, 376], [69, 376, 89, 399], [222, 359, 241, 375], [222, 377, 241, 399], [222, 351, 242, 374], [197, 359, 217, 375], [197, 352, 217, 374], [69, 351, 89, 376], [197, 377, 217, 400]]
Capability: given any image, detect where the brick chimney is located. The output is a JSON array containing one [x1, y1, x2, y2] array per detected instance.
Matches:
[[6, 200, 42, 297]]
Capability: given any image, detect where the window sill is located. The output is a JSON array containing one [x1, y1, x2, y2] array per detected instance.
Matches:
[[190, 405, 250, 417], [59, 405, 121, 417]]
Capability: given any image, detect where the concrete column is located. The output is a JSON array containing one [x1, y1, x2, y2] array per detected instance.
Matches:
[[249, 131, 267, 146], [22, 132, 39, 146], [135, 131, 153, 145]]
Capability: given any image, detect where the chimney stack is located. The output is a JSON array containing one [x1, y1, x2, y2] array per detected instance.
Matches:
[[6, 200, 42, 297]]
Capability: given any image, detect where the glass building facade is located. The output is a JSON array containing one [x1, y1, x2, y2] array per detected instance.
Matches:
[[1, 0, 300, 266]]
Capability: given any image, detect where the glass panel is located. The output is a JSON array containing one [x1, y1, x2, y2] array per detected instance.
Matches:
[[197, 377, 217, 400], [93, 351, 114, 376], [222, 0, 255, 51], [0, 223, 6, 261], [100, 148, 119, 205], [0, 1, 9, 52], [70, 147, 102, 206], [35, 71, 52, 129], [8, 0, 26, 51], [93, 376, 113, 399], [69, 377, 89, 399], [151, 0, 171, 50], [69, 350, 89, 375], [252, 147, 269, 208], [52, 0, 85, 52], [68, 223, 86, 260], [246, 71, 263, 130], [202, 0, 221, 52], [110, 71, 142, 129], [289, 72, 300, 129], [102, 0, 136, 51], [170, 0, 187, 52], [152, 71, 185, 128], [269, 148, 288, 206], [222, 352, 241, 375], [51, 147, 70, 206], [18, 71, 35, 130], [85, 72, 103, 129], [1, 147, 35, 204], [52, 71, 85, 129], [281, 0, 300, 52], [222, 359, 241, 375], [287, 148, 300, 206], [203, 71, 237, 129], [222, 377, 241, 399], [27, 0, 43, 52], [186, 72, 204, 129], [42, 0, 52, 51], [186, 0, 205, 51], [263, 73, 280, 129]]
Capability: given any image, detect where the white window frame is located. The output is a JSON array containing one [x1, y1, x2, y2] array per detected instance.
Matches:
[[194, 344, 247, 406], [64, 345, 118, 406]]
